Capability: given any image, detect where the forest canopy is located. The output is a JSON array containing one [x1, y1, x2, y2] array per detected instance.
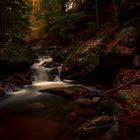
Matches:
[[0, 0, 139, 42]]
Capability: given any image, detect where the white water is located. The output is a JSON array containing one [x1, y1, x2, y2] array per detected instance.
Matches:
[[31, 56, 71, 90], [31, 57, 53, 82], [0, 56, 73, 107]]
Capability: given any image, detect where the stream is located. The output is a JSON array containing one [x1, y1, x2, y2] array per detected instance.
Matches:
[[0, 56, 139, 140]]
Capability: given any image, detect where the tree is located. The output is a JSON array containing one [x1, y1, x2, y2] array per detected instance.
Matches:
[[95, 0, 99, 29], [0, 0, 31, 42], [112, 0, 122, 28], [0, 0, 5, 41]]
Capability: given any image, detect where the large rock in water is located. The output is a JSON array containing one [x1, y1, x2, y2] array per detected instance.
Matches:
[[62, 40, 106, 78], [0, 42, 34, 73], [117, 26, 139, 48], [61, 25, 140, 81], [78, 116, 114, 136], [95, 26, 140, 82], [102, 26, 140, 69]]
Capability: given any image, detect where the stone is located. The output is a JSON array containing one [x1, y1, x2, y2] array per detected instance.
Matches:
[[62, 41, 106, 78], [64, 86, 91, 97], [0, 42, 34, 73], [78, 116, 114, 135], [97, 100, 123, 114], [74, 97, 101, 107], [117, 26, 139, 48]]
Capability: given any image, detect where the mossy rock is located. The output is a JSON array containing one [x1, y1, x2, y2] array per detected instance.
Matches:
[[97, 100, 123, 114], [117, 26, 140, 48], [117, 90, 130, 102], [64, 86, 91, 97], [118, 89, 140, 103], [109, 45, 120, 54], [101, 33, 115, 44], [63, 42, 106, 77], [0, 42, 34, 73], [74, 97, 101, 107], [78, 116, 114, 135]]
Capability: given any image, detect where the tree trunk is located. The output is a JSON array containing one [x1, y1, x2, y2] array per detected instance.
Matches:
[[61, 0, 66, 13], [0, 0, 4, 41], [0, 0, 2, 41], [112, 0, 122, 28], [96, 0, 100, 30], [46, 0, 50, 26]]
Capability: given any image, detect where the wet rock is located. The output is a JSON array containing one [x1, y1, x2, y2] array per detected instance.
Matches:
[[62, 42, 106, 78], [101, 33, 115, 44], [118, 88, 140, 103], [100, 26, 140, 76], [41, 86, 101, 99], [42, 62, 61, 68], [63, 86, 90, 97], [97, 100, 123, 115], [53, 49, 68, 62], [117, 87, 140, 117], [74, 97, 101, 106], [63, 86, 101, 98], [78, 116, 114, 135], [102, 46, 135, 75], [43, 45, 69, 62], [117, 26, 139, 48], [0, 83, 21, 97], [117, 89, 131, 102]]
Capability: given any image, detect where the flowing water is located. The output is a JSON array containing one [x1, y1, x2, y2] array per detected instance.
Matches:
[[0, 56, 139, 140], [0, 56, 73, 107]]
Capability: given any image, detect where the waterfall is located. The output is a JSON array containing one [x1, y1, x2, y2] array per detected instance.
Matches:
[[0, 56, 73, 107], [31, 56, 62, 82], [58, 66, 62, 80], [30, 56, 73, 91]]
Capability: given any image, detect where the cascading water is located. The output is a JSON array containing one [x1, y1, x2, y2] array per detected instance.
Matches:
[[31, 57, 53, 82], [0, 56, 72, 107], [31, 56, 63, 82], [31, 56, 71, 91]]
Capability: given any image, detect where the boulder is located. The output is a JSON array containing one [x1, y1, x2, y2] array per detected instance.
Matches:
[[62, 41, 106, 78], [62, 26, 140, 79], [117, 26, 139, 48], [97, 99, 123, 115], [97, 26, 140, 82], [118, 87, 140, 106], [105, 26, 140, 55], [42, 62, 61, 68], [74, 97, 101, 106], [78, 116, 114, 135], [0, 42, 34, 73], [63, 86, 92, 97]]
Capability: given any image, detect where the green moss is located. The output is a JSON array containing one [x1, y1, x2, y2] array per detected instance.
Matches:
[[109, 45, 120, 54], [101, 33, 115, 44], [97, 100, 123, 114], [118, 90, 129, 102]]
